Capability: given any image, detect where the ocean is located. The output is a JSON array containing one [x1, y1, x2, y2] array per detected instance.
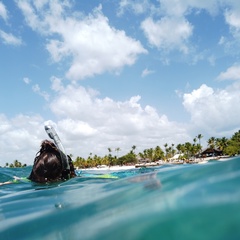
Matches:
[[0, 156, 240, 240]]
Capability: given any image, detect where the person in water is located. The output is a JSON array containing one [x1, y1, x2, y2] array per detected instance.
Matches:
[[28, 139, 76, 183], [0, 139, 76, 185]]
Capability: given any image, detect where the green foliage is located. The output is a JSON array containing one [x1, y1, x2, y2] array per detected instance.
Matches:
[[4, 160, 27, 168], [3, 130, 239, 169], [224, 143, 238, 156], [71, 130, 240, 168], [118, 152, 137, 165], [223, 130, 240, 156]]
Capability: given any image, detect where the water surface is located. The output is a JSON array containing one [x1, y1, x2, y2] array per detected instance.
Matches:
[[0, 157, 240, 240]]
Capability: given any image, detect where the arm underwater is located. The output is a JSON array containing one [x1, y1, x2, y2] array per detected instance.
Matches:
[[0, 172, 118, 186]]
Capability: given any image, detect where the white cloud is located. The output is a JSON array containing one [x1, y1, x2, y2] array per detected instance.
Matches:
[[225, 9, 240, 29], [50, 76, 65, 92], [0, 1, 8, 21], [23, 77, 50, 101], [141, 16, 193, 54], [0, 114, 45, 166], [46, 80, 190, 159], [217, 64, 240, 81], [3, 0, 240, 167], [32, 84, 50, 101], [0, 30, 22, 46], [17, 1, 147, 81], [141, 68, 154, 77], [224, 8, 240, 45], [23, 77, 31, 84], [0, 79, 191, 165], [159, 0, 219, 17], [118, 0, 155, 16], [183, 83, 240, 135], [2, 76, 239, 165], [118, 0, 219, 17], [218, 36, 226, 45], [219, 3, 240, 52], [58, 118, 98, 137]]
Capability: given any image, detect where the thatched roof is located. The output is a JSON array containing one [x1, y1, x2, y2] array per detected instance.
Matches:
[[197, 148, 223, 158]]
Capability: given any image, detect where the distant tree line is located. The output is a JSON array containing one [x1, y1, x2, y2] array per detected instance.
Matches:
[[2, 130, 239, 169], [73, 130, 240, 169], [4, 160, 27, 168]]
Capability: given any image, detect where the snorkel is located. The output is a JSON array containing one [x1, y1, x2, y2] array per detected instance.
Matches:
[[44, 124, 70, 178]]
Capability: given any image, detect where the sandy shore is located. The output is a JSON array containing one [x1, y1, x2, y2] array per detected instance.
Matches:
[[78, 165, 136, 171], [77, 156, 233, 170]]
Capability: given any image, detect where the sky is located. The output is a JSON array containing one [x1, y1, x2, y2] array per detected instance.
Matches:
[[0, 0, 240, 166]]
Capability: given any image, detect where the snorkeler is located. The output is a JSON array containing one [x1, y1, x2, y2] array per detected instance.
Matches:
[[28, 139, 76, 183], [28, 124, 76, 183], [0, 124, 119, 186], [0, 124, 76, 185]]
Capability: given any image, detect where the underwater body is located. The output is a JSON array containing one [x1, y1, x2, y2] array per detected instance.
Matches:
[[0, 157, 240, 240]]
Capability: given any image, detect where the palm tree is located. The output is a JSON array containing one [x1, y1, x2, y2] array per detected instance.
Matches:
[[154, 146, 164, 161], [176, 143, 185, 154], [142, 149, 147, 159], [184, 142, 192, 159], [171, 143, 175, 157], [215, 137, 228, 151], [147, 148, 154, 162], [132, 145, 136, 153], [164, 143, 168, 159], [207, 137, 216, 149], [115, 147, 121, 158], [14, 160, 22, 168], [197, 134, 203, 146]]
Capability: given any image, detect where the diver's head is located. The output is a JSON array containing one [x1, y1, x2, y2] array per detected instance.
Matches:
[[29, 140, 75, 183]]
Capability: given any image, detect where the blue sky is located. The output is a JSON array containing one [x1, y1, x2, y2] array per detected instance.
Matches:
[[0, 0, 240, 166]]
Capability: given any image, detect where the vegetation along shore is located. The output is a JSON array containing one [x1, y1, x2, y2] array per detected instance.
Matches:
[[2, 130, 240, 169]]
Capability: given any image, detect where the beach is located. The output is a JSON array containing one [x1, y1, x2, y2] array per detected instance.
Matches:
[[77, 156, 232, 170], [77, 165, 136, 171]]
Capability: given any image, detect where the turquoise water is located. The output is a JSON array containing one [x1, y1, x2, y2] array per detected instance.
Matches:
[[0, 157, 240, 240]]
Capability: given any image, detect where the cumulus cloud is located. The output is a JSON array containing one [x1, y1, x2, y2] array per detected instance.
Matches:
[[141, 16, 193, 53], [0, 114, 45, 165], [129, 0, 221, 58], [217, 64, 240, 81], [17, 1, 147, 81], [218, 3, 240, 53], [3, 0, 240, 166], [118, 0, 240, 59], [223, 8, 240, 44], [0, 78, 191, 165], [224, 9, 240, 30], [46, 79, 190, 159], [118, 0, 220, 55], [183, 83, 240, 135], [0, 30, 22, 46]]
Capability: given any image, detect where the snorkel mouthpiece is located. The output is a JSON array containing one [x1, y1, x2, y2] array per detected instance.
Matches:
[[44, 124, 70, 172]]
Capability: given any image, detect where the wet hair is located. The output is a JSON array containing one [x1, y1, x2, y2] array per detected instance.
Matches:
[[28, 140, 76, 183]]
